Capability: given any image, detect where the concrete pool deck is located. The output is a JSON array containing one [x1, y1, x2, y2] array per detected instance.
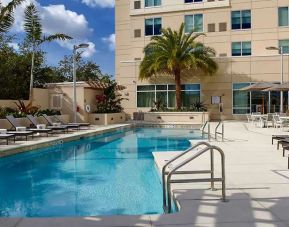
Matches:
[[1, 121, 289, 227]]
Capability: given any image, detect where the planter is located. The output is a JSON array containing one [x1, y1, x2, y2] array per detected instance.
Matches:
[[89, 113, 126, 125], [143, 112, 209, 125]]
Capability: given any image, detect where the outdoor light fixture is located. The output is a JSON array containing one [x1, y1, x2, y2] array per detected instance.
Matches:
[[72, 43, 89, 123]]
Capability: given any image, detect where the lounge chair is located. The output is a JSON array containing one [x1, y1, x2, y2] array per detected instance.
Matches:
[[6, 115, 51, 138], [42, 114, 79, 131], [0, 133, 15, 145], [27, 115, 68, 134], [53, 115, 90, 129]]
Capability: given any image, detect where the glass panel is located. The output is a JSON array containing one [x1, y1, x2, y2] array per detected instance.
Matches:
[[168, 91, 176, 107], [194, 14, 203, 32], [145, 19, 154, 36], [181, 91, 200, 107], [233, 83, 250, 90], [168, 85, 176, 90], [279, 7, 289, 27], [137, 85, 155, 91], [154, 0, 161, 6], [242, 42, 251, 56], [154, 18, 162, 35], [279, 39, 289, 54], [185, 15, 194, 33], [251, 91, 269, 114], [181, 84, 201, 90], [145, 0, 153, 7], [242, 10, 251, 29], [156, 85, 167, 90], [270, 91, 281, 113], [137, 92, 155, 107], [156, 92, 167, 106], [231, 11, 241, 30], [232, 42, 241, 56]]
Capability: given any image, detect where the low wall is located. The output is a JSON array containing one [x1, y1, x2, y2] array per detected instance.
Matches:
[[89, 113, 126, 125], [0, 115, 70, 130], [143, 112, 209, 124]]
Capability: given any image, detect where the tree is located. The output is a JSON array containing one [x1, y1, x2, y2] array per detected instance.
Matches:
[[0, 0, 26, 33], [55, 54, 102, 81], [139, 23, 218, 110], [23, 3, 72, 101]]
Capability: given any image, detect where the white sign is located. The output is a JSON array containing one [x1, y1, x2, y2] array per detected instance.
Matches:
[[211, 96, 221, 104]]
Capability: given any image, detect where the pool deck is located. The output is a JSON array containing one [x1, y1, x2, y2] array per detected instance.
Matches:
[[1, 121, 289, 227]]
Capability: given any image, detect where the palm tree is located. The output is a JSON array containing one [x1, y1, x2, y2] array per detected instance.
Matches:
[[0, 0, 26, 33], [139, 23, 218, 110], [24, 3, 72, 101]]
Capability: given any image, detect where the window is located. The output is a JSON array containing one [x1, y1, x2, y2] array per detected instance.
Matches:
[[232, 41, 251, 56], [231, 10, 251, 30], [145, 18, 162, 36], [208, 23, 215, 32], [134, 29, 141, 38], [145, 0, 161, 7], [279, 7, 289, 26], [134, 1, 141, 9], [137, 84, 201, 108], [185, 0, 203, 3], [279, 40, 289, 54], [185, 14, 203, 33], [219, 22, 227, 32]]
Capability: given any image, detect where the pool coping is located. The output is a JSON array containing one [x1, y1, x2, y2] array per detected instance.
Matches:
[[0, 124, 132, 158]]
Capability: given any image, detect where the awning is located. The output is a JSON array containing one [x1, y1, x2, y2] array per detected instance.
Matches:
[[262, 83, 289, 92], [239, 82, 276, 91]]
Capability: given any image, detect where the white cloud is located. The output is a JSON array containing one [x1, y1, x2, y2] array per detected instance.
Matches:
[[102, 34, 115, 51], [8, 42, 19, 51], [82, 0, 114, 8], [3, 0, 97, 58]]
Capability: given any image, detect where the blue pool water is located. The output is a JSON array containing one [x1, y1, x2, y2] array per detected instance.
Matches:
[[0, 127, 203, 217]]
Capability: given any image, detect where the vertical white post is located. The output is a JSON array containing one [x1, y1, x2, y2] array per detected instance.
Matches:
[[73, 46, 77, 123], [280, 46, 284, 113]]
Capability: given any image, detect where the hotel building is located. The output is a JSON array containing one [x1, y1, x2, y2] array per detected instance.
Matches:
[[115, 0, 289, 119]]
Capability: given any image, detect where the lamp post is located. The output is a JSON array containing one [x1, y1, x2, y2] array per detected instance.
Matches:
[[266, 46, 284, 113], [72, 43, 89, 123]]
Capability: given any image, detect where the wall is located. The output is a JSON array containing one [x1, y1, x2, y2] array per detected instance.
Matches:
[[115, 0, 289, 120], [0, 88, 49, 110], [89, 113, 126, 125], [83, 88, 103, 121]]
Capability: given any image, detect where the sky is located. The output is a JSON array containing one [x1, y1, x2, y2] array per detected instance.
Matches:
[[5, 0, 115, 75]]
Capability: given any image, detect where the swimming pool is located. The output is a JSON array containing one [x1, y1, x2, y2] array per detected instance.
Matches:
[[0, 127, 203, 217]]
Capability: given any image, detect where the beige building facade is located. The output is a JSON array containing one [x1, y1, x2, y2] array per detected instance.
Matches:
[[115, 0, 289, 119]]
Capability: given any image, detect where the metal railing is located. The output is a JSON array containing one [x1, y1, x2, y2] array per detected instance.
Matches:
[[162, 142, 226, 213], [215, 121, 224, 141], [201, 121, 211, 141]]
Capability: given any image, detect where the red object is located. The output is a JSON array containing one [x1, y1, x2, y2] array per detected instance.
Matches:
[[76, 106, 80, 112]]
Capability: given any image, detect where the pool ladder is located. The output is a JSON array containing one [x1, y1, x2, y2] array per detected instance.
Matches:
[[201, 121, 225, 142], [162, 142, 226, 213]]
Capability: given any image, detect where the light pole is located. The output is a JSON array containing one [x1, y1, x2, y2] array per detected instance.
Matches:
[[72, 43, 89, 123], [266, 46, 284, 113]]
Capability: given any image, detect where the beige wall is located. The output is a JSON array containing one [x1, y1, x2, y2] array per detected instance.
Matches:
[[0, 88, 49, 110], [115, 0, 289, 119]]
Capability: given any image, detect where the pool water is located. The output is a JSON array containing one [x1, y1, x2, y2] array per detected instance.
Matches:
[[0, 127, 203, 217]]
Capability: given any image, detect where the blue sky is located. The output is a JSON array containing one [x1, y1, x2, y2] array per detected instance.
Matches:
[[7, 0, 115, 75]]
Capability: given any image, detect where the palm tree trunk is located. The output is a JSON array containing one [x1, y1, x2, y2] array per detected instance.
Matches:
[[174, 68, 181, 110], [29, 47, 35, 102]]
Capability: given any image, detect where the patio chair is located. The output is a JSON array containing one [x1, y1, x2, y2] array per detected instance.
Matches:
[[246, 114, 252, 123], [6, 115, 52, 138], [273, 115, 285, 129], [272, 135, 289, 145], [263, 113, 274, 128], [53, 115, 90, 129], [27, 115, 68, 133], [0, 133, 15, 145], [5, 116, 35, 141], [42, 114, 79, 131]]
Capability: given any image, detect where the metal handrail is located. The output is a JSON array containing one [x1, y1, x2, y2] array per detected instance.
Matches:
[[162, 141, 213, 210], [201, 121, 211, 141], [163, 145, 226, 213], [215, 121, 224, 141]]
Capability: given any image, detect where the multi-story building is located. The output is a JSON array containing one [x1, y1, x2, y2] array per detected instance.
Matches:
[[115, 0, 289, 119]]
